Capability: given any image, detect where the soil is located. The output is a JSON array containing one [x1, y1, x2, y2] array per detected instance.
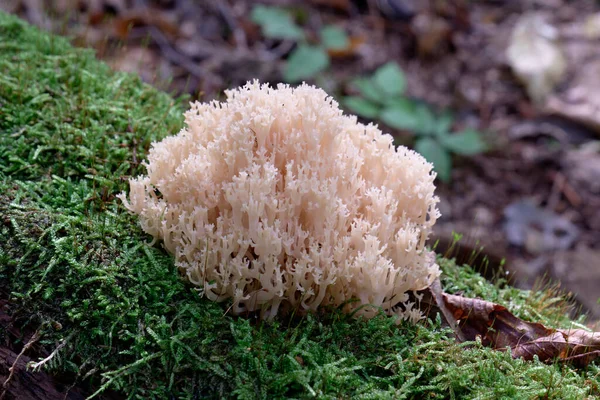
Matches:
[[2, 0, 599, 320]]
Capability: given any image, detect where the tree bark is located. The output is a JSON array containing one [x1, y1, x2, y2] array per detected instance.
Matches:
[[0, 346, 86, 400]]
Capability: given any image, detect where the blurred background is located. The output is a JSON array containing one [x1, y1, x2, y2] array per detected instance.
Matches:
[[2, 0, 599, 323]]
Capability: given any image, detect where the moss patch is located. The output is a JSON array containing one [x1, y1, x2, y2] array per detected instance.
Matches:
[[1, 11, 598, 399]]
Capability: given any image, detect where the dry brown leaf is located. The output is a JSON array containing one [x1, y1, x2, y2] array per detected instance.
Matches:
[[113, 9, 180, 39], [439, 293, 600, 367], [506, 13, 566, 105], [327, 36, 366, 58], [546, 60, 600, 135], [511, 329, 600, 366], [411, 13, 452, 58], [309, 0, 351, 12]]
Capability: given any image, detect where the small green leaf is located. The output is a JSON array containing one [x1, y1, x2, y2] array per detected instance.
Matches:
[[434, 111, 454, 136], [380, 99, 421, 132], [412, 103, 436, 136], [441, 129, 487, 155], [284, 45, 330, 82], [251, 5, 305, 40], [372, 62, 406, 96], [350, 77, 383, 104], [320, 25, 349, 50], [415, 138, 452, 182], [343, 96, 380, 119]]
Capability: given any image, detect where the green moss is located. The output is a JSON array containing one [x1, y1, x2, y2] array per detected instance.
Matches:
[[0, 12, 182, 188], [0, 11, 598, 399]]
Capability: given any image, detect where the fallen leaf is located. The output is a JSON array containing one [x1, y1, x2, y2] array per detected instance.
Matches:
[[503, 200, 579, 254], [562, 142, 600, 198], [584, 13, 600, 39], [411, 12, 452, 58], [440, 293, 600, 367], [327, 36, 365, 58], [308, 0, 351, 13], [113, 8, 180, 40], [546, 60, 600, 135], [506, 13, 566, 106]]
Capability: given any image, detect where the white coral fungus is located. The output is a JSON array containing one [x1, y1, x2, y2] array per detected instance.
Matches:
[[119, 81, 440, 322]]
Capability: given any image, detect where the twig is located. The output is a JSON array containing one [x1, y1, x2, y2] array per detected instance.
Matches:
[[267, 40, 296, 59], [28, 331, 76, 372], [147, 26, 209, 80], [553, 171, 582, 208], [215, 0, 248, 50], [1, 327, 43, 400]]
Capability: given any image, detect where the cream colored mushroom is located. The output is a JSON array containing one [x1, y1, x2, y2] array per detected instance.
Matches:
[[119, 81, 440, 322]]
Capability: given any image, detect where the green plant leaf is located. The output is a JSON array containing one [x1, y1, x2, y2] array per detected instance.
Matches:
[[350, 77, 382, 104], [251, 5, 305, 40], [320, 25, 349, 50], [381, 99, 437, 136], [372, 62, 406, 97], [343, 96, 380, 119], [434, 111, 454, 137], [380, 99, 422, 133], [415, 138, 452, 182], [440, 129, 487, 155], [284, 45, 330, 82], [380, 98, 417, 130], [412, 103, 436, 136]]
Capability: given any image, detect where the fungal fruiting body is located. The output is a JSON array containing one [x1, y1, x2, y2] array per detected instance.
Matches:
[[119, 81, 440, 322]]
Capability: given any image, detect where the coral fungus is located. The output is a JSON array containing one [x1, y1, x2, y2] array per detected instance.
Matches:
[[119, 81, 440, 321]]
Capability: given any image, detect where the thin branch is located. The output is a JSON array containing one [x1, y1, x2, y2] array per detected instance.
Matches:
[[28, 331, 76, 372], [148, 26, 209, 80], [1, 327, 43, 400]]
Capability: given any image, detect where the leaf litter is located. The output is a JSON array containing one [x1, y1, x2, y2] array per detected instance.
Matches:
[[425, 278, 600, 367]]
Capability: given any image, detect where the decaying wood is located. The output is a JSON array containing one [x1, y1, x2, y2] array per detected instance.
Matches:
[[0, 300, 108, 400], [0, 345, 86, 400]]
